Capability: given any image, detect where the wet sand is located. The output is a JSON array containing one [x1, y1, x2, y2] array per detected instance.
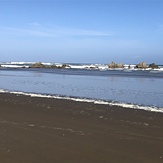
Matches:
[[0, 93, 163, 163]]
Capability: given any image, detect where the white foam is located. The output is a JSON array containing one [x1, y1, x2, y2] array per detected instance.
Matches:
[[1, 62, 163, 72], [41, 62, 53, 65], [0, 89, 7, 93], [1, 65, 29, 68], [0, 89, 162, 113], [69, 64, 91, 69], [10, 62, 35, 64]]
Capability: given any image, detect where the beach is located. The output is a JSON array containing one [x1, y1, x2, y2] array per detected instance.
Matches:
[[0, 92, 163, 163]]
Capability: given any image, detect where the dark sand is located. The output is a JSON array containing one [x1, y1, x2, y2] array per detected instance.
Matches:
[[0, 93, 163, 163]]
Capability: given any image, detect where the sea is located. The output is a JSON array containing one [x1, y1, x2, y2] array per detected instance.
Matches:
[[0, 62, 163, 113]]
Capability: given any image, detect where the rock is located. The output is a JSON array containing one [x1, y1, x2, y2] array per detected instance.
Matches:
[[50, 64, 58, 68], [108, 62, 116, 68], [135, 62, 147, 69], [86, 66, 98, 69], [61, 64, 70, 68], [29, 62, 46, 68], [149, 63, 159, 69], [108, 62, 123, 68], [55, 64, 70, 69], [29, 63, 70, 69], [117, 63, 124, 68]]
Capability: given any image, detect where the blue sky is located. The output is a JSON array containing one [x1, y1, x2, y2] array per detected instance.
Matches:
[[0, 0, 163, 64]]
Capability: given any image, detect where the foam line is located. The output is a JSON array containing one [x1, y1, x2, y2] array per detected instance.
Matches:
[[0, 89, 162, 113]]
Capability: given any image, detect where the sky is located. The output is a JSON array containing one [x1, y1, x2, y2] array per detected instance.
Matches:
[[0, 0, 163, 64]]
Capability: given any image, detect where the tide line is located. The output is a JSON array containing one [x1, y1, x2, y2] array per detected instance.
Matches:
[[0, 89, 163, 113]]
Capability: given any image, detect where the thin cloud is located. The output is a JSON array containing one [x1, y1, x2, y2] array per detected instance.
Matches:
[[0, 25, 113, 38], [155, 24, 163, 34], [29, 22, 41, 27], [54, 27, 113, 36], [0, 26, 55, 37], [158, 24, 163, 31]]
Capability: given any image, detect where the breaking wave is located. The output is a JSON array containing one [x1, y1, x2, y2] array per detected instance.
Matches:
[[0, 61, 163, 72]]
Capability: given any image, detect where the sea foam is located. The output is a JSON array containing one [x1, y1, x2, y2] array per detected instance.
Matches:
[[1, 62, 163, 72]]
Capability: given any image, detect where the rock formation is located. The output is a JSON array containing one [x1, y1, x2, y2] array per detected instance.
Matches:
[[117, 63, 124, 68], [53, 64, 70, 69], [135, 62, 147, 69], [149, 63, 159, 69], [108, 62, 123, 68], [29, 62, 70, 69], [108, 62, 116, 68], [29, 62, 46, 68]]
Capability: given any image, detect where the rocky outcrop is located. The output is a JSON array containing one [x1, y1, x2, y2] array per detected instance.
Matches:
[[108, 62, 123, 68], [149, 63, 159, 69], [108, 62, 116, 68], [29, 62, 70, 69], [29, 62, 46, 68], [60, 64, 70, 68], [117, 63, 124, 68], [135, 62, 147, 69], [54, 64, 70, 69]]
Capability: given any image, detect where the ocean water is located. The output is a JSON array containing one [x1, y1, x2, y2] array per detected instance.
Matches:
[[0, 62, 163, 113]]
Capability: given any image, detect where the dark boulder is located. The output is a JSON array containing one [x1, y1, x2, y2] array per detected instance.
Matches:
[[29, 62, 70, 69], [54, 64, 70, 69], [61, 64, 70, 68], [149, 63, 159, 69], [29, 62, 46, 68], [50, 64, 58, 68]]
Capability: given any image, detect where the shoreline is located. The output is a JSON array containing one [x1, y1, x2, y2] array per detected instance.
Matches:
[[0, 92, 163, 163], [0, 90, 163, 113]]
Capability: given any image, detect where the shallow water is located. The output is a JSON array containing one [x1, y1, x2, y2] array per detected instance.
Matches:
[[0, 68, 163, 109]]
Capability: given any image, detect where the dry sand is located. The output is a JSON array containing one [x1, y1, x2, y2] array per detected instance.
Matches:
[[0, 93, 163, 163]]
